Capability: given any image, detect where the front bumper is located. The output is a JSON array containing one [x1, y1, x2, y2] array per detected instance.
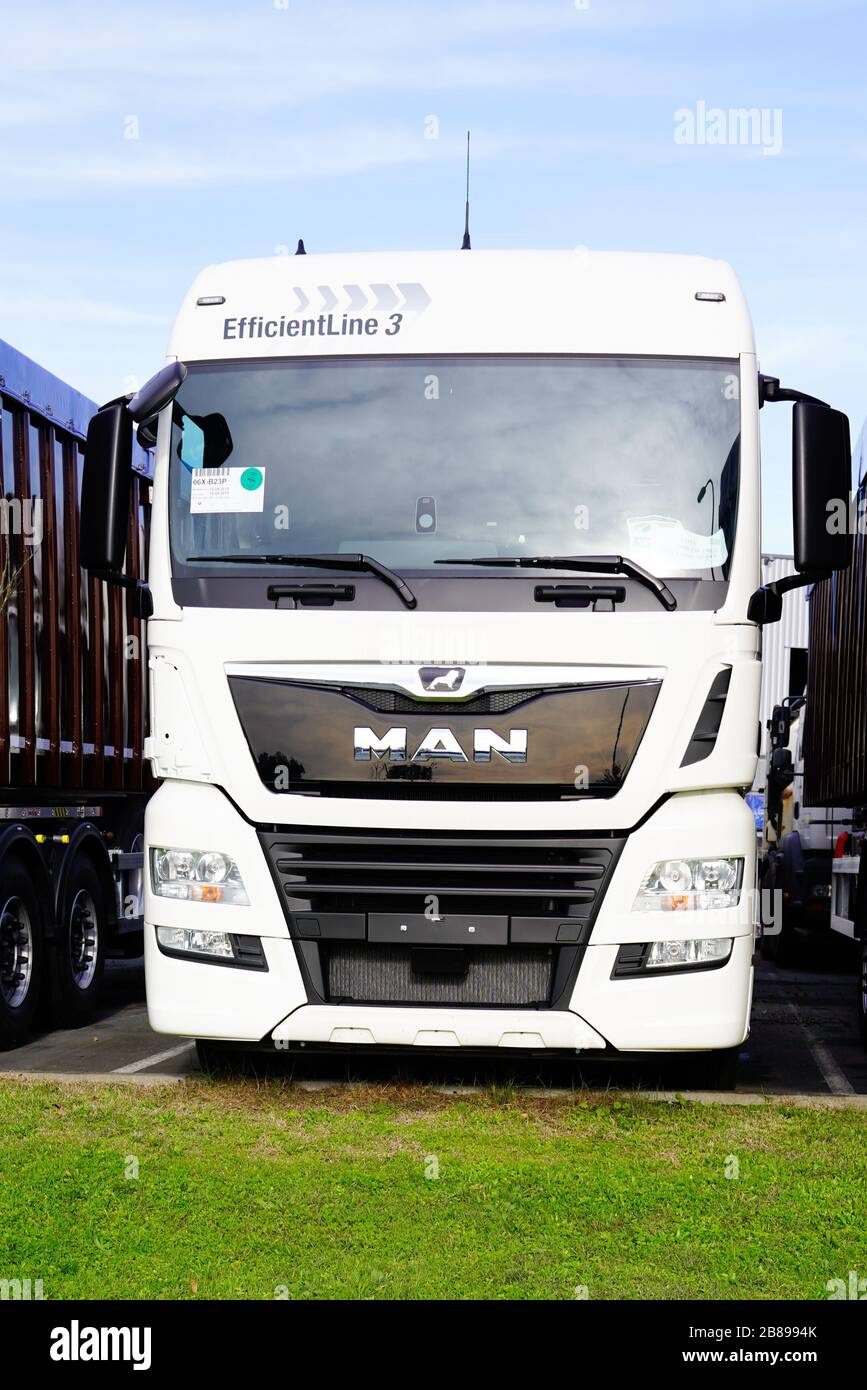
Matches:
[[144, 781, 755, 1052]]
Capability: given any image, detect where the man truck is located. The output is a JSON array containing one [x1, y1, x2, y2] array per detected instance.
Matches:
[[0, 338, 150, 1046], [76, 249, 853, 1085]]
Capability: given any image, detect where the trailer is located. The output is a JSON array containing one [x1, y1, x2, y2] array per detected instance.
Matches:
[[0, 338, 151, 1045], [801, 415, 867, 1040]]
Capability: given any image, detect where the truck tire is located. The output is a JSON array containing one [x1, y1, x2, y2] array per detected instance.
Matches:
[[859, 939, 867, 1049], [195, 1045, 234, 1073], [0, 859, 45, 1048], [759, 859, 797, 965], [678, 1046, 740, 1091], [195, 1040, 266, 1077], [50, 855, 107, 1027]]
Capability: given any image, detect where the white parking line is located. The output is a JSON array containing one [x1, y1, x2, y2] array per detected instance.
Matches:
[[113, 1042, 195, 1075], [786, 1002, 855, 1096]]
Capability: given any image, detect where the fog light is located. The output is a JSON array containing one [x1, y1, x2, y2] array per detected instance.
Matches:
[[157, 926, 233, 959], [155, 926, 267, 970], [613, 937, 733, 978], [646, 937, 733, 969]]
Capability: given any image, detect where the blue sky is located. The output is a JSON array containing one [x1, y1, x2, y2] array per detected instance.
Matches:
[[2, 0, 865, 552]]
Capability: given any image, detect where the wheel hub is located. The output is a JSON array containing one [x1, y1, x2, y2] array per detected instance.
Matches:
[[69, 889, 99, 990], [0, 896, 33, 1009]]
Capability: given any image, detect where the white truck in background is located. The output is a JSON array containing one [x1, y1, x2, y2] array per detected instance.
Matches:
[[77, 248, 853, 1085]]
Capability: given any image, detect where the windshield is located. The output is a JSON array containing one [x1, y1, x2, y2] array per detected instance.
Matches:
[[168, 355, 740, 579]]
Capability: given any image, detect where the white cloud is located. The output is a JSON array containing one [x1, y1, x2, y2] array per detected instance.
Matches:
[[0, 291, 168, 327], [3, 123, 520, 194]]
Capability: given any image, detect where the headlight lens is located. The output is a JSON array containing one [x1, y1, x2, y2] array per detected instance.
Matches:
[[150, 847, 250, 905], [633, 857, 742, 911]]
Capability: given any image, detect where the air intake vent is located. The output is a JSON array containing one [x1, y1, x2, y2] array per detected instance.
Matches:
[[681, 667, 731, 766], [340, 685, 553, 716]]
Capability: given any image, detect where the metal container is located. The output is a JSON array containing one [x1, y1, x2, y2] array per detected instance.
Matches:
[[803, 468, 867, 806], [0, 339, 151, 794]]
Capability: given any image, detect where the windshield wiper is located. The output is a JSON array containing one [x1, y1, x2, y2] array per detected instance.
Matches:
[[435, 553, 677, 611], [187, 552, 417, 609]]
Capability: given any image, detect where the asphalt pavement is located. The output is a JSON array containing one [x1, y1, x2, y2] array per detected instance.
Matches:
[[2, 935, 864, 1096]]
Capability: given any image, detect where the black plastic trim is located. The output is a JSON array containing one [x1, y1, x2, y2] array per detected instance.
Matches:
[[172, 572, 729, 614], [680, 667, 732, 767]]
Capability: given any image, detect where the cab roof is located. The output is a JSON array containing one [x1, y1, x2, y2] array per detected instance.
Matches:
[[168, 249, 755, 364]]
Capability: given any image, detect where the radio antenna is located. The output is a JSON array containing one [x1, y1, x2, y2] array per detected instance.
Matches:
[[461, 131, 472, 250]]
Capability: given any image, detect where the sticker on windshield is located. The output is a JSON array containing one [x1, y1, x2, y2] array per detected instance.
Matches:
[[627, 514, 728, 569], [190, 467, 266, 514]]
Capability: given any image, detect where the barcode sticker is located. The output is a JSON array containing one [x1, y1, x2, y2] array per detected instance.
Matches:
[[190, 466, 266, 513]]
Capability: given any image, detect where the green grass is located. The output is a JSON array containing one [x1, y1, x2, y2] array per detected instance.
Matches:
[[0, 1078, 864, 1299]]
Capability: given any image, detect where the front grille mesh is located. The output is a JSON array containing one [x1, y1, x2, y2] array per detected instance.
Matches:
[[326, 944, 554, 1006]]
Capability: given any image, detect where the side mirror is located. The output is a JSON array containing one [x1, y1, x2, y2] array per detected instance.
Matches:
[[769, 703, 791, 748], [81, 360, 188, 578], [185, 412, 234, 469], [771, 746, 793, 775], [768, 747, 795, 807], [80, 402, 133, 573], [793, 401, 852, 573]]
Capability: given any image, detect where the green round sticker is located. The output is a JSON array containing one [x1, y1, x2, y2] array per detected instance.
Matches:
[[240, 467, 264, 491]]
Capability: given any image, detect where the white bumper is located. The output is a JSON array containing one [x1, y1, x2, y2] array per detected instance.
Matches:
[[145, 781, 755, 1052]]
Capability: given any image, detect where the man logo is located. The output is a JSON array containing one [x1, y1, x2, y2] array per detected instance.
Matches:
[[354, 726, 528, 764], [419, 667, 465, 692]]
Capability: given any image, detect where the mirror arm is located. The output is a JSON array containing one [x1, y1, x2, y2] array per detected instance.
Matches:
[[88, 571, 154, 618], [747, 569, 830, 625], [759, 375, 829, 409]]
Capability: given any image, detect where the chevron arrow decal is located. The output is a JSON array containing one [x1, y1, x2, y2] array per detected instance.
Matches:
[[288, 282, 430, 318]]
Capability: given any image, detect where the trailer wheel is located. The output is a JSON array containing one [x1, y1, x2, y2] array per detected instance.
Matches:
[[858, 939, 867, 1049], [51, 856, 107, 1026], [0, 859, 45, 1048]]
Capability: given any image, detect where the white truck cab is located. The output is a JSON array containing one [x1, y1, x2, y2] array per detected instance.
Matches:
[[78, 248, 854, 1079]]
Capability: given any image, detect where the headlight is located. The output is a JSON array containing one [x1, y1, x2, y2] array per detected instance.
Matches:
[[633, 857, 742, 911], [613, 937, 733, 977], [150, 847, 250, 905]]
